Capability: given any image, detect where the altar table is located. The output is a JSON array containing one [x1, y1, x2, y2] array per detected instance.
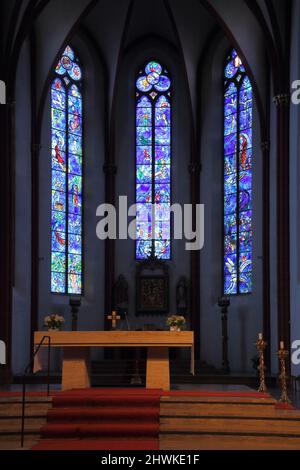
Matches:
[[34, 331, 194, 391]]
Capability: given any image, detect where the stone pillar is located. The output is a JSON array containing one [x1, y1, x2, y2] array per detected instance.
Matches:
[[273, 93, 291, 360]]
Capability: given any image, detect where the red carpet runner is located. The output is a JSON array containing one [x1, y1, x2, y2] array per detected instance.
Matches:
[[32, 389, 161, 451]]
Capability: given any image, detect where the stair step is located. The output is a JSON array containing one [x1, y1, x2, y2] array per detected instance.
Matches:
[[160, 417, 300, 436]]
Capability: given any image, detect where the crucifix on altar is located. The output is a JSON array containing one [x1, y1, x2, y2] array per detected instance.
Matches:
[[107, 310, 121, 330]]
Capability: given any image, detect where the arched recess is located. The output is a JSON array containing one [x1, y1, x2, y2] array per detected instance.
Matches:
[[112, 35, 192, 323]]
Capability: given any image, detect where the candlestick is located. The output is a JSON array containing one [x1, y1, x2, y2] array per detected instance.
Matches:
[[278, 347, 291, 405], [280, 341, 284, 350], [255, 335, 268, 393]]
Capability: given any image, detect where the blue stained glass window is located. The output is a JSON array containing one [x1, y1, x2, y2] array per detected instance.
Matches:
[[51, 46, 83, 294], [136, 61, 171, 260], [224, 49, 253, 295]]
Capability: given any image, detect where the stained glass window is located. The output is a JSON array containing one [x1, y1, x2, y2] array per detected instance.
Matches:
[[136, 61, 171, 260], [224, 49, 253, 295], [51, 45, 83, 294]]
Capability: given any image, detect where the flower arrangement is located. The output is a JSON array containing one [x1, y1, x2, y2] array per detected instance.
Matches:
[[44, 314, 65, 331], [166, 315, 186, 331]]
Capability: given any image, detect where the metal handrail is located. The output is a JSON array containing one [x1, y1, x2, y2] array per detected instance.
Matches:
[[21, 335, 51, 448]]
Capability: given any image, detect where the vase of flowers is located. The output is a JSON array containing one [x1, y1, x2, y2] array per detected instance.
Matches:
[[166, 315, 186, 332], [44, 314, 65, 332]]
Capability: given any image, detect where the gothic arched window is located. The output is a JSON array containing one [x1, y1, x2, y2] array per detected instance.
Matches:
[[135, 61, 171, 260], [224, 49, 253, 295], [51, 45, 83, 294]]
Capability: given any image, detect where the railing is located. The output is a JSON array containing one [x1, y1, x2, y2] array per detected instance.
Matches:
[[21, 335, 51, 448]]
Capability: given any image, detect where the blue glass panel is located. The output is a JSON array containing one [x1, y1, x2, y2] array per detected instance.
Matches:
[[68, 254, 82, 274], [224, 112, 237, 136], [155, 165, 171, 183], [52, 170, 66, 192], [68, 193, 82, 215], [68, 134, 82, 155], [68, 274, 82, 294], [155, 204, 170, 221], [136, 76, 152, 92], [224, 133, 237, 155], [224, 154, 236, 175], [155, 184, 171, 203], [224, 254, 237, 276], [52, 231, 66, 252], [239, 190, 252, 212], [68, 154, 82, 175], [68, 95, 82, 115], [239, 171, 252, 191], [224, 174, 237, 195], [52, 130, 66, 152], [51, 272, 66, 293], [145, 62, 162, 75], [224, 193, 237, 215], [241, 76, 251, 90], [137, 127, 152, 146], [51, 252, 66, 273], [137, 96, 151, 108], [52, 190, 66, 212], [155, 221, 170, 240], [239, 87, 252, 110], [52, 211, 66, 233], [239, 129, 252, 150], [147, 72, 160, 85], [68, 174, 82, 194], [224, 93, 237, 116], [68, 214, 82, 235], [155, 76, 171, 92], [69, 63, 82, 81], [225, 82, 236, 97], [68, 113, 82, 135], [68, 234, 82, 255], [239, 231, 252, 252], [136, 222, 152, 240], [224, 275, 237, 295], [136, 240, 152, 259], [136, 204, 152, 222], [136, 165, 152, 184], [156, 107, 171, 127], [239, 108, 252, 130], [136, 108, 152, 127], [239, 149, 252, 171], [240, 252, 252, 273], [137, 146, 151, 165], [225, 60, 238, 79], [224, 234, 237, 255], [156, 96, 170, 108], [155, 146, 170, 165], [239, 272, 252, 294], [52, 108, 66, 132], [155, 127, 170, 145], [155, 241, 171, 260], [239, 210, 252, 232], [63, 45, 75, 60], [224, 214, 237, 235], [51, 147, 66, 171], [136, 184, 152, 203]]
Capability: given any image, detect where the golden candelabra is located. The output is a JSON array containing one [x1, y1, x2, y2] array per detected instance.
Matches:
[[278, 347, 291, 405], [256, 336, 268, 393]]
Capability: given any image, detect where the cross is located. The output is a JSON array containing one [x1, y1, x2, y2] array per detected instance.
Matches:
[[107, 310, 121, 330]]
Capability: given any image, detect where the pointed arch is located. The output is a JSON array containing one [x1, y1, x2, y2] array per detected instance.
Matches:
[[51, 45, 83, 294], [224, 49, 253, 295], [135, 60, 172, 260]]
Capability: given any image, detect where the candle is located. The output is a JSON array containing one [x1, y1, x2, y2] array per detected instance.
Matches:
[[280, 341, 284, 350], [259, 333, 263, 340]]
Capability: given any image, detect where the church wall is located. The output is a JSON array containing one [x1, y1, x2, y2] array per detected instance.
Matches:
[[269, 78, 279, 375], [12, 39, 32, 374], [290, 0, 300, 377], [38, 34, 106, 364], [114, 39, 191, 331], [199, 37, 264, 373]]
